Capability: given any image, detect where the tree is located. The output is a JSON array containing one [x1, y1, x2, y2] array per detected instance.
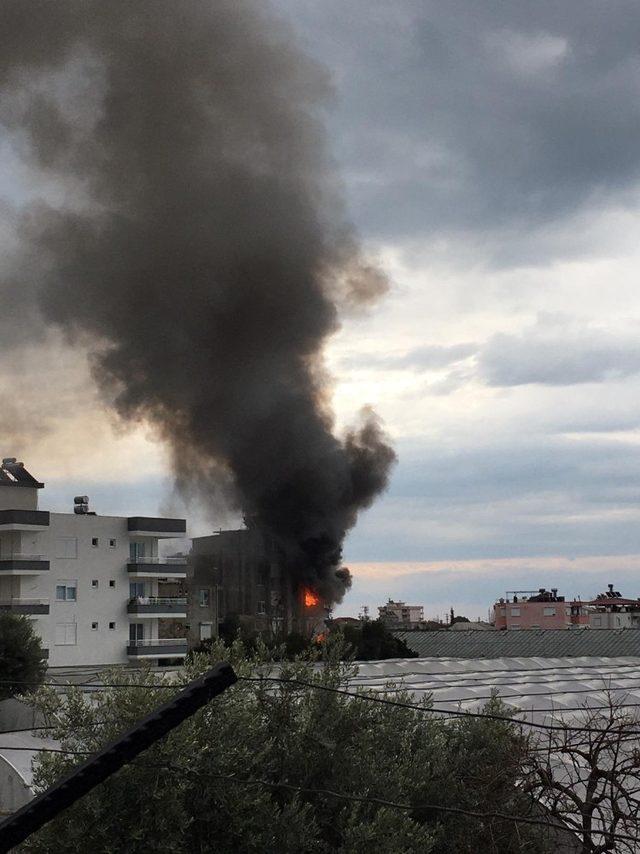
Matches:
[[0, 612, 47, 700], [335, 618, 419, 660], [20, 640, 554, 853], [523, 693, 640, 853]]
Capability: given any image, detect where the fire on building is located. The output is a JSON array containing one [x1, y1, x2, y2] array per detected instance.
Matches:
[[187, 528, 328, 646]]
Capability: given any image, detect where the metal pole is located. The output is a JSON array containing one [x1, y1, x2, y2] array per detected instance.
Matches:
[[0, 661, 237, 852]]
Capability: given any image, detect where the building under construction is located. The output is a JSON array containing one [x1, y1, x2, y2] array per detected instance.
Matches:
[[187, 528, 325, 646]]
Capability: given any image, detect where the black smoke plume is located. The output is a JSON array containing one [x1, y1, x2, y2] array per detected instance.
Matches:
[[0, 0, 396, 602]]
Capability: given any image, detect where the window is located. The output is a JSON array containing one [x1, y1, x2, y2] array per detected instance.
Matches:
[[199, 623, 213, 641], [130, 582, 145, 599], [55, 537, 77, 559], [593, 616, 602, 626], [91, 579, 99, 589], [109, 621, 116, 630], [56, 582, 77, 602], [109, 539, 117, 548], [199, 589, 210, 608], [257, 601, 266, 615], [510, 608, 520, 617], [130, 542, 146, 561], [543, 607, 556, 616], [55, 623, 77, 645], [565, 608, 571, 616], [91, 538, 99, 548], [109, 580, 116, 588], [91, 622, 98, 631]]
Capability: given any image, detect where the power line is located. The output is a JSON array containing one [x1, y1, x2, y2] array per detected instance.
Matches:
[[240, 676, 640, 735], [2, 672, 640, 736]]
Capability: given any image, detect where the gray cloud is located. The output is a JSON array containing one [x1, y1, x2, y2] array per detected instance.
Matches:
[[275, 0, 640, 254], [346, 434, 640, 562], [341, 342, 477, 372], [478, 319, 640, 387]]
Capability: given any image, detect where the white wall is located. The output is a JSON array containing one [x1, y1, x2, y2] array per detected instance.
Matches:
[[0, 485, 38, 511]]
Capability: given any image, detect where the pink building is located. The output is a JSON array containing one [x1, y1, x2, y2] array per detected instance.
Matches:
[[493, 588, 588, 630]]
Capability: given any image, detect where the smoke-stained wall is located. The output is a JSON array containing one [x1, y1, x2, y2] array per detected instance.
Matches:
[[0, 0, 395, 603]]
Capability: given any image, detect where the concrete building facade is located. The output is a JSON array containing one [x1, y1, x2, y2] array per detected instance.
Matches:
[[188, 528, 323, 645], [493, 588, 588, 630], [0, 459, 188, 667], [378, 599, 425, 628], [586, 584, 640, 629]]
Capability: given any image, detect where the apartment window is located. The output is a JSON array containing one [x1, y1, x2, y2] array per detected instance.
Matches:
[[109, 538, 117, 548], [91, 538, 99, 548], [510, 608, 520, 617], [199, 588, 210, 608], [109, 621, 116, 630], [130, 542, 146, 561], [91, 622, 98, 631], [257, 601, 266, 615], [55, 623, 77, 645], [55, 537, 77, 559], [91, 579, 99, 589], [543, 607, 556, 616], [109, 580, 116, 588], [199, 622, 213, 641], [56, 582, 77, 602]]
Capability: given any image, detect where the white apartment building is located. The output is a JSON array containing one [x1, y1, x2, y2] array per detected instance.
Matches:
[[0, 458, 188, 668], [378, 599, 424, 626]]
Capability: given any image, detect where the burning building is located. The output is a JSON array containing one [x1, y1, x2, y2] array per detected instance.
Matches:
[[187, 528, 327, 646]]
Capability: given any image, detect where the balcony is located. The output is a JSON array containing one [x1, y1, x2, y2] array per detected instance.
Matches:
[[126, 638, 188, 659], [127, 556, 188, 579], [127, 597, 187, 618], [127, 517, 186, 538], [0, 510, 50, 531], [0, 598, 50, 615], [0, 555, 50, 574]]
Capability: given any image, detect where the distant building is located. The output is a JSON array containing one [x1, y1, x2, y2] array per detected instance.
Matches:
[[585, 584, 640, 629], [0, 458, 188, 668], [493, 588, 588, 631], [378, 599, 424, 628]]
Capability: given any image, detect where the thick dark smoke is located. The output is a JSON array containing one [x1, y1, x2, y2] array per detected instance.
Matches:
[[0, 0, 396, 602]]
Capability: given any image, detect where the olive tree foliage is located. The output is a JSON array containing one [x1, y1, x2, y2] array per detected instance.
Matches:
[[21, 640, 552, 854], [0, 612, 47, 700]]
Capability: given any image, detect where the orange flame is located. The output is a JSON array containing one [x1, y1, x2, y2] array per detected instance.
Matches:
[[304, 589, 320, 608]]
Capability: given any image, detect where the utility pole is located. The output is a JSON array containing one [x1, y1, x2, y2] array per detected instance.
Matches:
[[0, 661, 237, 852]]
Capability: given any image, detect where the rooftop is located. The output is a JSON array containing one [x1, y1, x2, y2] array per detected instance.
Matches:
[[394, 627, 640, 659], [0, 459, 43, 489]]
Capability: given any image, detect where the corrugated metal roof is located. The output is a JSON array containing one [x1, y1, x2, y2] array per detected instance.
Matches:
[[350, 655, 640, 719], [394, 627, 640, 659]]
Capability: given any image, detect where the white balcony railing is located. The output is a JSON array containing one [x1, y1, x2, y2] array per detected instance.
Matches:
[[0, 554, 46, 561], [128, 638, 188, 648], [128, 597, 187, 607], [128, 556, 187, 565]]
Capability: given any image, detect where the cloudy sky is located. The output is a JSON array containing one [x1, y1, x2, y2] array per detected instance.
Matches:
[[4, 0, 640, 618]]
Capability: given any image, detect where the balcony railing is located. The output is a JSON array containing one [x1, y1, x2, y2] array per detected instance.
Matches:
[[0, 510, 50, 529], [127, 596, 187, 617], [0, 555, 50, 573], [127, 557, 188, 577], [126, 638, 188, 657], [0, 598, 50, 614], [128, 638, 188, 648]]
